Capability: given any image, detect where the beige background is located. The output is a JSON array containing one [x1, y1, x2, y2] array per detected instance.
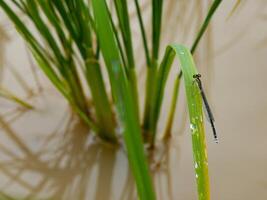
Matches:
[[0, 0, 267, 199]]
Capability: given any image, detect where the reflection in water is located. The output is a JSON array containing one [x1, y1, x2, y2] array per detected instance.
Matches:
[[0, 107, 178, 200], [150, 138, 180, 200]]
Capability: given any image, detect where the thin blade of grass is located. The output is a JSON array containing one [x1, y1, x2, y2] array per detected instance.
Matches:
[[114, 0, 139, 120], [133, 0, 151, 67], [165, 44, 210, 200], [85, 58, 117, 142], [114, 0, 135, 69], [91, 0, 155, 199], [152, 0, 163, 60], [172, 44, 210, 200], [190, 0, 223, 54], [143, 63, 157, 142], [105, 4, 127, 72]]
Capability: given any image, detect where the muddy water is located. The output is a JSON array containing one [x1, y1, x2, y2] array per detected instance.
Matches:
[[1, 1, 267, 200]]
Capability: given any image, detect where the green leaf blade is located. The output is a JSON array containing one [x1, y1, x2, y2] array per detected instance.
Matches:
[[170, 44, 210, 200], [91, 0, 156, 199]]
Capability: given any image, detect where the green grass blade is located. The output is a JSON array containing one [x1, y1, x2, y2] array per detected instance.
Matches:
[[133, 0, 151, 67], [85, 58, 117, 142], [37, 1, 69, 49], [51, 1, 79, 45], [143, 63, 158, 142], [105, 4, 128, 72], [91, 0, 155, 199], [91, 0, 122, 90], [111, 61, 156, 200], [152, 0, 163, 60], [176, 0, 223, 80], [24, 0, 66, 65], [191, 0, 223, 54], [114, 0, 140, 119], [166, 45, 210, 200], [148, 44, 211, 198], [114, 0, 135, 69]]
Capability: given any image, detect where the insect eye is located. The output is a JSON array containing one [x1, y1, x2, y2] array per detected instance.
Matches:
[[193, 74, 201, 78]]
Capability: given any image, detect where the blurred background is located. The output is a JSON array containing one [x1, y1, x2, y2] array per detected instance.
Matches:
[[0, 0, 267, 199]]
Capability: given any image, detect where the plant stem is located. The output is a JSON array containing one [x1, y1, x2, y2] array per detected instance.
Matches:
[[114, 0, 140, 121], [85, 57, 117, 142], [178, 0, 223, 78], [143, 61, 157, 142], [143, 0, 164, 143], [163, 75, 180, 140]]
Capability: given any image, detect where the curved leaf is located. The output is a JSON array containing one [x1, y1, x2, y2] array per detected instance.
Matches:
[[158, 44, 211, 200]]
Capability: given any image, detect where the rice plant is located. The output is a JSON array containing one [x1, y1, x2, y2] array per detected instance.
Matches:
[[0, 0, 223, 199]]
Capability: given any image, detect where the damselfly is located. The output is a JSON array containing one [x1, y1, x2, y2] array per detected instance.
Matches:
[[193, 74, 218, 143]]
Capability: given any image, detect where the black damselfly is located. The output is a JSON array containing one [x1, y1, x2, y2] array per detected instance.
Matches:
[[193, 74, 218, 143]]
